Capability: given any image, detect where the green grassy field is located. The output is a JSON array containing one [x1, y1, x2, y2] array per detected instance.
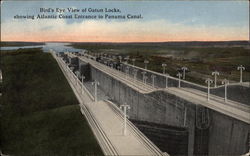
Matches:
[[0, 48, 103, 156], [71, 42, 250, 85]]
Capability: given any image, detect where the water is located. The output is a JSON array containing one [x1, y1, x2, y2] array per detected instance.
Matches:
[[42, 43, 83, 52], [1, 42, 83, 53]]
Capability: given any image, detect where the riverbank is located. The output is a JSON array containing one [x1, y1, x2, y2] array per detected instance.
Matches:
[[0, 48, 103, 155]]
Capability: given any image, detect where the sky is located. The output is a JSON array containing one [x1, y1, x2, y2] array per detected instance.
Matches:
[[1, 1, 249, 42]]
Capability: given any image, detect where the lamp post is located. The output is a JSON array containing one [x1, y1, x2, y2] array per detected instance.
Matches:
[[125, 69, 129, 79], [133, 69, 138, 82], [124, 56, 129, 64], [212, 71, 219, 87], [75, 71, 81, 86], [144, 76, 148, 84], [120, 64, 123, 72], [222, 79, 229, 102], [132, 58, 136, 66], [141, 71, 147, 83], [165, 73, 169, 88], [75, 71, 81, 78], [125, 66, 130, 79], [120, 104, 131, 136], [151, 75, 156, 87], [144, 60, 149, 70], [237, 65, 245, 83], [81, 75, 85, 94], [181, 66, 188, 80], [162, 63, 167, 74], [70, 67, 75, 83], [205, 78, 213, 101], [92, 80, 100, 103], [177, 72, 182, 88], [119, 56, 122, 63]]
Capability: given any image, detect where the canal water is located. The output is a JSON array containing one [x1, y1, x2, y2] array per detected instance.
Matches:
[[1, 42, 83, 53]]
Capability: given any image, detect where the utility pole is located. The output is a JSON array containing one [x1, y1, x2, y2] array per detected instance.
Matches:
[[181, 66, 188, 80], [222, 79, 229, 103], [212, 71, 219, 87], [177, 72, 182, 88], [237, 65, 245, 83], [92, 80, 100, 103], [162, 63, 167, 74], [205, 78, 213, 101], [165, 73, 169, 88], [144, 60, 149, 70], [120, 104, 131, 136], [151, 75, 156, 87]]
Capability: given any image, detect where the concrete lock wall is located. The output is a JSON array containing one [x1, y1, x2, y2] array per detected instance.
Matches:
[[208, 110, 250, 155], [77, 58, 249, 155], [120, 63, 250, 105], [90, 65, 196, 156], [131, 119, 189, 155]]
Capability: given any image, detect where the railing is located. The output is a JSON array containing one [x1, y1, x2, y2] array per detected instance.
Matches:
[[50, 51, 119, 155]]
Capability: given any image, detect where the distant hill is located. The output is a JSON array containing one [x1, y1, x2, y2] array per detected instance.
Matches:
[[0, 41, 45, 47], [70, 40, 250, 48]]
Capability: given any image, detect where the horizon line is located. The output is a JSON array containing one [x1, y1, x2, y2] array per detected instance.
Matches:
[[2, 40, 250, 43]]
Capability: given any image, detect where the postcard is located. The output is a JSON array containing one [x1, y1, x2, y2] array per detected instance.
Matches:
[[1, 1, 249, 156]]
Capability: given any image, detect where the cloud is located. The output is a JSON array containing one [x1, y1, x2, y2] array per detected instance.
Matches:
[[1, 18, 249, 42]]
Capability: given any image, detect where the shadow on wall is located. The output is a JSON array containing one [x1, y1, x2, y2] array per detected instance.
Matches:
[[130, 119, 189, 156]]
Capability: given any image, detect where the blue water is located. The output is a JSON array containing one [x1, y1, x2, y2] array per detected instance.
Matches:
[[1, 42, 83, 53]]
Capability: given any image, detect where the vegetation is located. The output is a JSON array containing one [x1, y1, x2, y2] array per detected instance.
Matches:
[[0, 41, 45, 47], [71, 42, 250, 85], [0, 48, 103, 156]]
